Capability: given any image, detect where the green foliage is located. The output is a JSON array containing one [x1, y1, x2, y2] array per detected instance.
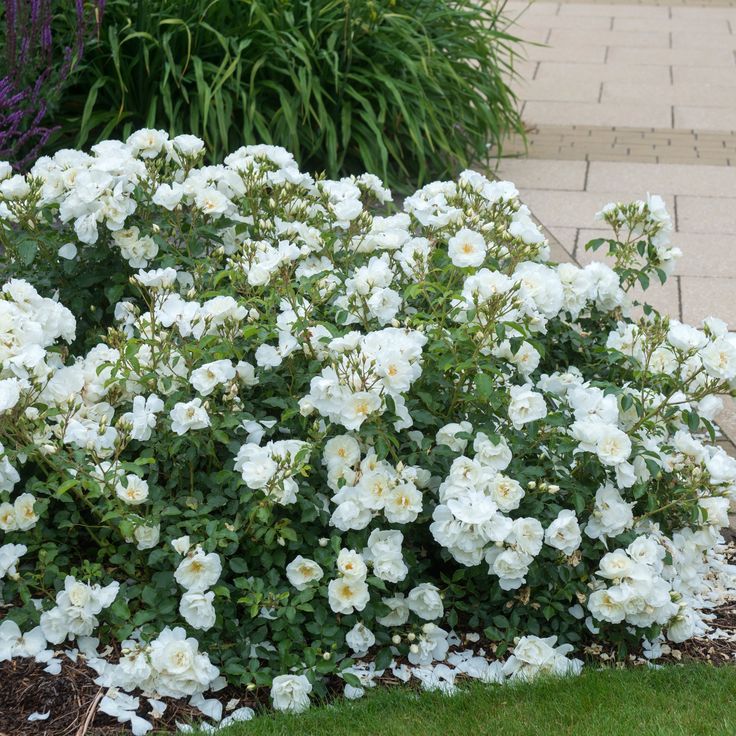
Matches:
[[49, 0, 524, 190]]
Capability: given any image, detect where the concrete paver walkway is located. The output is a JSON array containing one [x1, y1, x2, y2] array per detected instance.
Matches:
[[499, 0, 736, 447]]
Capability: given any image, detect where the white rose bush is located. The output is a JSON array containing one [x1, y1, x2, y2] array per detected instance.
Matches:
[[0, 131, 735, 727]]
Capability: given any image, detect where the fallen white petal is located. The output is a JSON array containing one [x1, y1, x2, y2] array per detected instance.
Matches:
[[148, 699, 167, 719], [189, 693, 223, 722], [220, 707, 255, 725], [43, 659, 62, 675]]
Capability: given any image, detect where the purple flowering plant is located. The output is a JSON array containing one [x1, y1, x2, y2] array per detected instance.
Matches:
[[0, 0, 103, 169]]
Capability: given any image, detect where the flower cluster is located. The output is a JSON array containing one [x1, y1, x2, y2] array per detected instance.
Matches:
[[0, 132, 734, 726], [40, 576, 120, 644], [94, 626, 220, 699]]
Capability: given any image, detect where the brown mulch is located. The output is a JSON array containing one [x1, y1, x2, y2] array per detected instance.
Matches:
[[673, 602, 736, 665], [0, 658, 105, 736], [0, 657, 260, 736]]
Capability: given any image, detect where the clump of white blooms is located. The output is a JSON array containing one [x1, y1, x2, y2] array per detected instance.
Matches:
[[0, 132, 734, 729]]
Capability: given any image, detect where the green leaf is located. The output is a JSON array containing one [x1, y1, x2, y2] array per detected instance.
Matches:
[[17, 238, 38, 266], [585, 238, 607, 252], [341, 672, 363, 688], [374, 647, 394, 671], [476, 373, 494, 400]]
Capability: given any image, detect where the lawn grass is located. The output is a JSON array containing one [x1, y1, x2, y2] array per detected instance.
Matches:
[[205, 664, 735, 736]]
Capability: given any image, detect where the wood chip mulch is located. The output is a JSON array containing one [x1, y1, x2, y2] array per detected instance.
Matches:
[[0, 657, 261, 736], [672, 602, 736, 665]]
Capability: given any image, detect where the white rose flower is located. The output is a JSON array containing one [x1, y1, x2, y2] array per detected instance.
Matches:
[[169, 398, 210, 435], [134, 523, 160, 550], [14, 493, 39, 531], [507, 385, 547, 429], [487, 547, 532, 590], [436, 422, 473, 452], [597, 549, 639, 581], [407, 583, 443, 620], [0, 502, 18, 532], [174, 547, 222, 591], [171, 535, 191, 555], [116, 475, 149, 506], [510, 517, 544, 557], [127, 128, 168, 157], [39, 606, 70, 645], [488, 474, 525, 512], [152, 182, 184, 210], [698, 496, 730, 528], [502, 635, 580, 680], [384, 483, 422, 524], [330, 498, 372, 531], [323, 434, 361, 470], [626, 536, 664, 570], [336, 548, 368, 580], [0, 447, 20, 494], [0, 542, 27, 580], [327, 577, 370, 614], [700, 336, 736, 381], [235, 360, 259, 387], [133, 267, 178, 288], [180, 590, 217, 630], [667, 607, 697, 643], [705, 449, 736, 485], [0, 174, 30, 199], [234, 444, 278, 489], [544, 510, 582, 556], [376, 594, 410, 627], [190, 359, 236, 396], [286, 556, 324, 591], [0, 378, 21, 413], [121, 394, 164, 441], [473, 433, 513, 470], [585, 483, 634, 540], [447, 228, 487, 268], [367, 529, 403, 557], [255, 344, 282, 369], [587, 587, 627, 624], [373, 555, 409, 584], [271, 674, 312, 713], [171, 133, 205, 157], [345, 622, 376, 655], [594, 425, 632, 466], [148, 626, 219, 698], [667, 321, 706, 351]]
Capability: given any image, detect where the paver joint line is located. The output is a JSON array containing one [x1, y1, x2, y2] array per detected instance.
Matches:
[[502, 124, 736, 166]]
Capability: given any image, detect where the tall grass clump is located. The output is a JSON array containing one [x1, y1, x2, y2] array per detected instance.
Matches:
[[49, 0, 524, 189]]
